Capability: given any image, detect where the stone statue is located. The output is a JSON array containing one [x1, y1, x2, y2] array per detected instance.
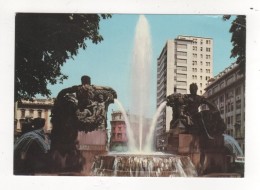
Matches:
[[166, 83, 226, 139], [49, 75, 117, 172]]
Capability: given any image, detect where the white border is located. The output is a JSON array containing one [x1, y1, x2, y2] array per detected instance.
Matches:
[[1, 0, 260, 190]]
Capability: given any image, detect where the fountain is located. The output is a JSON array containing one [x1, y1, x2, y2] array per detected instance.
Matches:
[[14, 15, 238, 177], [223, 134, 244, 157], [90, 15, 198, 177]]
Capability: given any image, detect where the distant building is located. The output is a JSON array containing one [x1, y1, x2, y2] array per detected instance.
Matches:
[[156, 35, 213, 150], [109, 110, 152, 151], [204, 63, 245, 153], [15, 98, 54, 134], [109, 110, 128, 151]]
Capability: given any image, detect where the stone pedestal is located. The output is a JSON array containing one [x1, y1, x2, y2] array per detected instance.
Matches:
[[174, 133, 227, 175]]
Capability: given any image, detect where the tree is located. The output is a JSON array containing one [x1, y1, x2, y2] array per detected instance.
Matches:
[[15, 13, 111, 101], [223, 15, 246, 74]]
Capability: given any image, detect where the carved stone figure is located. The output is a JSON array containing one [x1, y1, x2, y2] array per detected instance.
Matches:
[[49, 75, 117, 172], [166, 83, 226, 139]]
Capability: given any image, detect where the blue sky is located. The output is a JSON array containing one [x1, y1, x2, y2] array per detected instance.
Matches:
[[46, 14, 236, 121]]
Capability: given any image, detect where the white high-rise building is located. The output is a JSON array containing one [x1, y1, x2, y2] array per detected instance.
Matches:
[[156, 35, 213, 149]]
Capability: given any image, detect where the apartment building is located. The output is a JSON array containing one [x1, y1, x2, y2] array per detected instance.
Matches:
[[156, 35, 213, 149], [204, 63, 245, 153]]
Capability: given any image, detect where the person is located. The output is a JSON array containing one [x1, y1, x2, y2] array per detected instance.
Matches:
[[14, 118, 50, 174]]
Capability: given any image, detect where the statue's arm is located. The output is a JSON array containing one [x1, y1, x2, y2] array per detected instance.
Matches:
[[93, 85, 117, 99], [56, 85, 78, 99], [202, 98, 219, 112]]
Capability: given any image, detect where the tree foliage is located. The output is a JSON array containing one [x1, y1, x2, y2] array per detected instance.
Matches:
[[223, 15, 246, 74], [15, 13, 111, 101]]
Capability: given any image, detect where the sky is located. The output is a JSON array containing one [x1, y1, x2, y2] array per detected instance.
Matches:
[[46, 14, 236, 122]]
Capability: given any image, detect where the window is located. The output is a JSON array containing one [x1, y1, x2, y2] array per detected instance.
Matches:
[[177, 59, 187, 64], [206, 55, 211, 59], [206, 40, 211, 44], [193, 53, 197, 58], [200, 54, 203, 58], [205, 76, 210, 80], [236, 86, 241, 95], [236, 99, 241, 109], [200, 39, 203, 45], [206, 47, 211, 52], [220, 82, 224, 89], [177, 66, 187, 71], [220, 106, 224, 114], [200, 76, 202, 80], [177, 51, 187, 56], [177, 44, 187, 49], [200, 61, 203, 65], [206, 62, 210, 66], [226, 75, 234, 85], [227, 117, 230, 124], [200, 68, 203, 73], [193, 46, 197, 51], [177, 81, 187, 86], [37, 110, 42, 118], [236, 114, 241, 123], [192, 61, 197, 65], [29, 109, 34, 118], [193, 38, 197, 44], [206, 69, 210, 73], [192, 68, 197, 72], [200, 83, 202, 87], [177, 73, 187, 79], [220, 95, 224, 103], [21, 109, 25, 118], [192, 75, 197, 80], [200, 47, 203, 51]]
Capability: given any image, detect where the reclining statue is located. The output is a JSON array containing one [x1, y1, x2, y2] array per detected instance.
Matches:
[[166, 83, 226, 139]]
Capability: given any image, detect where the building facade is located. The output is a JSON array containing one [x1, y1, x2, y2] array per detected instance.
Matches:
[[156, 35, 213, 149], [109, 111, 128, 151], [15, 98, 54, 134], [109, 110, 152, 151], [204, 63, 245, 154]]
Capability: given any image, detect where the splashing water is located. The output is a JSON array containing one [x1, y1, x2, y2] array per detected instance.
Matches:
[[114, 99, 137, 152], [223, 134, 244, 157], [130, 15, 152, 151], [144, 101, 167, 152]]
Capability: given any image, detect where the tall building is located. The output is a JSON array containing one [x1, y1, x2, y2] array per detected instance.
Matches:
[[204, 63, 245, 154], [156, 35, 213, 149]]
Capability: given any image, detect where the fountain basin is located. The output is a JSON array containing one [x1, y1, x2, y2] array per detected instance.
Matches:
[[91, 152, 198, 177]]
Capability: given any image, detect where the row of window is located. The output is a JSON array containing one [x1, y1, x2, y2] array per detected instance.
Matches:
[[192, 61, 211, 66], [192, 68, 211, 73], [192, 53, 211, 59], [192, 75, 211, 81], [192, 39, 211, 45], [208, 80, 243, 97], [20, 109, 43, 118], [192, 46, 211, 52]]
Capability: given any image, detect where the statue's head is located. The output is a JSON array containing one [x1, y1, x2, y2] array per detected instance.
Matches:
[[190, 83, 198, 95], [81, 75, 91, 85]]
